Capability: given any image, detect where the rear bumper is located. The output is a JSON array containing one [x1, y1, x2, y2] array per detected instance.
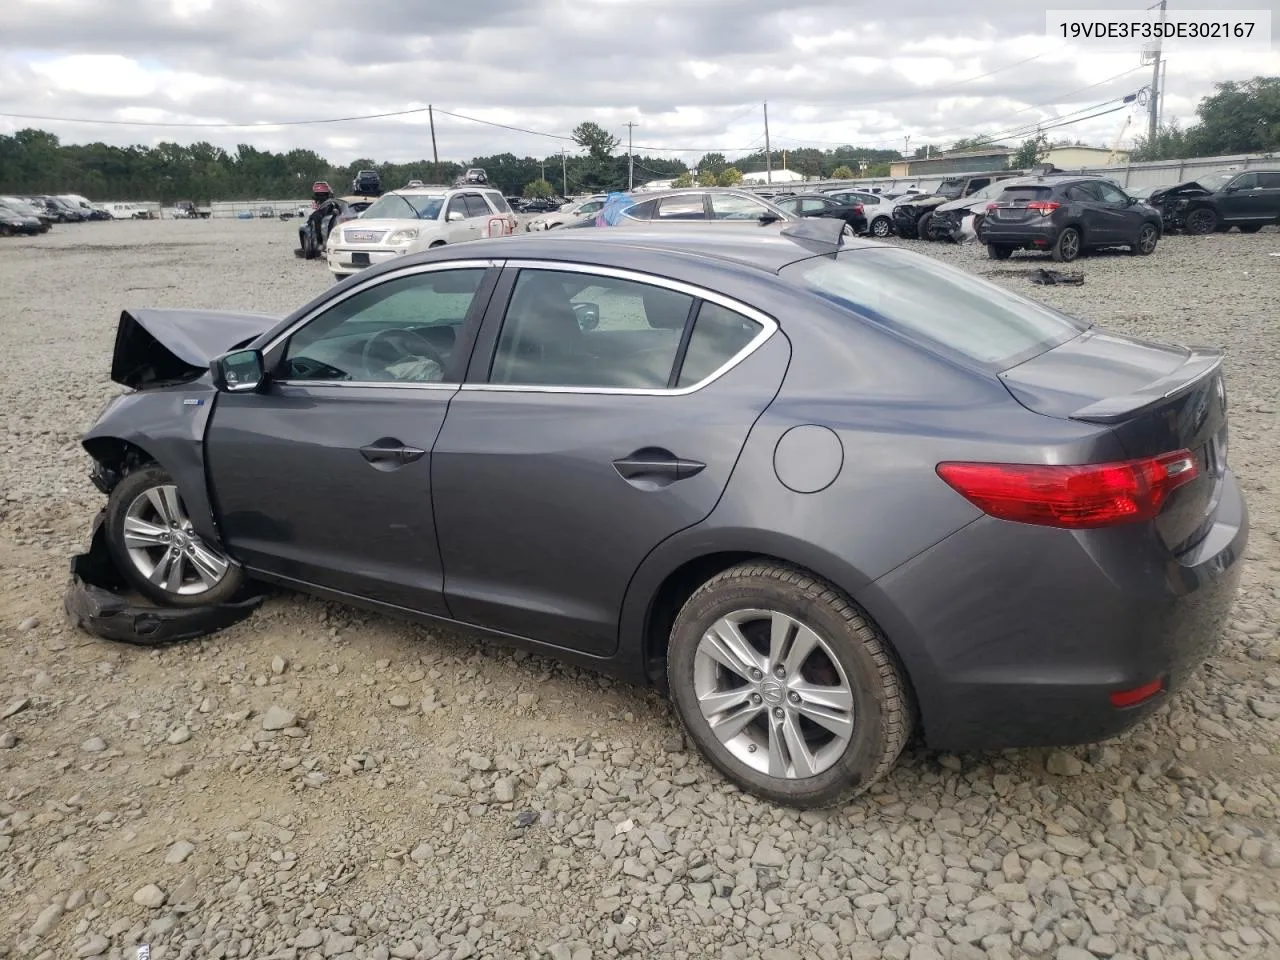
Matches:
[[856, 470, 1248, 752], [981, 220, 1059, 248]]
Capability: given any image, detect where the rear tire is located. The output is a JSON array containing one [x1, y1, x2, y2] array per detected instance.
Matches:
[[987, 243, 1013, 260], [104, 465, 245, 608], [667, 562, 913, 808], [1183, 207, 1218, 235], [870, 216, 892, 238], [1052, 226, 1081, 262]]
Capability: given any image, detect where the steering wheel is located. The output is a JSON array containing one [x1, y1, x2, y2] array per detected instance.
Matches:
[[360, 327, 448, 382]]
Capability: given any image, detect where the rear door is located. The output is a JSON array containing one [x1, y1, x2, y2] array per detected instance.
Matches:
[[1217, 172, 1265, 223], [1257, 172, 1280, 221], [431, 261, 789, 655]]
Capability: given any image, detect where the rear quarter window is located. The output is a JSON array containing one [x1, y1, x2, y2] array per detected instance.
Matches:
[[779, 248, 1087, 370]]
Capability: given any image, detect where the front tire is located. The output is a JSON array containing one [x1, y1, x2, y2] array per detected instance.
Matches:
[[1183, 207, 1218, 235], [1131, 222, 1159, 256], [916, 212, 934, 240], [104, 465, 244, 608], [667, 562, 913, 808], [1052, 226, 1081, 262]]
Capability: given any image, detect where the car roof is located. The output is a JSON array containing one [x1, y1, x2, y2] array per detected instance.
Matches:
[[396, 223, 883, 276]]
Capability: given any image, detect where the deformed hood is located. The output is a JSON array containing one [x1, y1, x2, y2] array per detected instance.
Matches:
[[1147, 180, 1211, 201], [110, 308, 278, 389]]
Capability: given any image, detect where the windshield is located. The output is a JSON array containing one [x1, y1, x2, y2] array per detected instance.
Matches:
[[1190, 172, 1233, 192], [1, 200, 36, 216], [360, 193, 444, 220], [936, 179, 967, 199], [779, 247, 1088, 370]]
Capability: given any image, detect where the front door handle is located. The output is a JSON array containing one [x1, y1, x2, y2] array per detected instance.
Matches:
[[612, 447, 706, 482], [360, 437, 426, 470]]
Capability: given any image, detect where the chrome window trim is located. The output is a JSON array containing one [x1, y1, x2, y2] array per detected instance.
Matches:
[[265, 258, 502, 390], [462, 259, 778, 397]]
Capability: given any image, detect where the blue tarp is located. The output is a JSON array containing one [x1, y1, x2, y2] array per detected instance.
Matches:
[[595, 192, 635, 226]]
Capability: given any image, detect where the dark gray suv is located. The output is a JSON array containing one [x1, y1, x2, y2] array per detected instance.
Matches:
[[80, 221, 1246, 806]]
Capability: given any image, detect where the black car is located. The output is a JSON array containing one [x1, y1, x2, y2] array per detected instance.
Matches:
[[1146, 170, 1280, 235], [771, 193, 867, 234], [78, 219, 1247, 807], [0, 197, 53, 230], [519, 197, 560, 213], [298, 196, 374, 259], [351, 170, 382, 197], [0, 202, 46, 235], [981, 177, 1163, 262], [28, 195, 86, 223]]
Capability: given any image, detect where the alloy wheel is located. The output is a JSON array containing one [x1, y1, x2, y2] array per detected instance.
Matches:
[[122, 484, 231, 596], [1058, 229, 1080, 261], [871, 218, 891, 237], [693, 608, 855, 779], [1185, 209, 1216, 235], [1138, 225, 1158, 254]]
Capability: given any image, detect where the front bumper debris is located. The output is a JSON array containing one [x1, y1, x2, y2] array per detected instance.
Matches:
[[64, 511, 267, 646]]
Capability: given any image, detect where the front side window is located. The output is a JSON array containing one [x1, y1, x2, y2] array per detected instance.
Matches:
[[1229, 173, 1258, 190], [799, 198, 832, 213], [1094, 182, 1129, 204], [489, 270, 695, 388], [282, 269, 486, 383], [710, 193, 773, 220], [779, 248, 1086, 370]]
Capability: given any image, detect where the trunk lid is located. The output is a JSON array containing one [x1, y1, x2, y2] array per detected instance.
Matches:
[[999, 329, 1229, 554], [987, 185, 1055, 225]]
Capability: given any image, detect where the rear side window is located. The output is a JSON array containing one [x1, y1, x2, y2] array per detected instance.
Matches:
[[485, 192, 511, 213], [463, 195, 491, 218], [779, 248, 1087, 370], [1259, 172, 1280, 189], [676, 303, 764, 387], [623, 199, 657, 220]]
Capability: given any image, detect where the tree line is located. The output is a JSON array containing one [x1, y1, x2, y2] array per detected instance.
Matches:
[[0, 119, 900, 202]]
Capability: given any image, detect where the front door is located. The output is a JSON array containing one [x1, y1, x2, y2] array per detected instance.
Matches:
[[431, 263, 790, 655], [1093, 180, 1142, 244], [204, 263, 497, 615], [443, 194, 481, 243]]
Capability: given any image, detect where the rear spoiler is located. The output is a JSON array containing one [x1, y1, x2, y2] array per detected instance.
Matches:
[[1070, 348, 1223, 424]]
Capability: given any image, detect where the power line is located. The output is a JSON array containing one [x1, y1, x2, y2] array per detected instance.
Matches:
[[0, 104, 439, 128]]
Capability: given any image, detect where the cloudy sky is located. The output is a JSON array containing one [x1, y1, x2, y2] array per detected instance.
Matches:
[[1, 0, 1276, 166]]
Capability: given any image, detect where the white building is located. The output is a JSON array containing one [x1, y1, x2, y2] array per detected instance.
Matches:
[[740, 168, 807, 184]]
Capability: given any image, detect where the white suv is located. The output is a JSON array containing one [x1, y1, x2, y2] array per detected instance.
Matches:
[[325, 185, 517, 280]]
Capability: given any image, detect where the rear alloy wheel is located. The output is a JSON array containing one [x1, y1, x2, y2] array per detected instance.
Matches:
[[1052, 226, 1081, 262], [1183, 207, 1218, 235], [1131, 223, 1159, 256], [667, 562, 912, 808], [104, 465, 244, 608], [987, 243, 1013, 260], [870, 216, 892, 238]]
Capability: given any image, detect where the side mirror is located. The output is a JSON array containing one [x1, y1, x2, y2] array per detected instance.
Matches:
[[1223, 185, 1239, 193], [211, 348, 265, 393], [573, 302, 600, 331], [447, 209, 465, 221], [758, 211, 783, 224]]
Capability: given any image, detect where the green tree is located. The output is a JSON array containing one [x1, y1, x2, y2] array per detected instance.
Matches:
[[718, 166, 743, 186], [831, 164, 855, 179], [672, 170, 694, 187], [697, 152, 727, 174], [1185, 76, 1280, 154], [1130, 119, 1189, 162], [572, 121, 620, 161], [1011, 133, 1049, 169], [523, 178, 553, 199], [696, 169, 719, 187]]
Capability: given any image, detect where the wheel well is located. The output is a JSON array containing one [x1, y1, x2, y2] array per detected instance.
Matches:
[[429, 240, 447, 247], [82, 437, 155, 494]]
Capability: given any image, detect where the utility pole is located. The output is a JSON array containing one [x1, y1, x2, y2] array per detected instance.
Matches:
[[540, 159, 546, 186], [763, 101, 772, 184], [624, 122, 638, 190], [561, 149, 568, 197], [428, 105, 438, 165], [1146, 0, 1167, 147], [904, 135, 911, 157]]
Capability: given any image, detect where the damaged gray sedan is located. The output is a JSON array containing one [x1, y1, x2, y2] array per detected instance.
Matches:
[[80, 223, 1247, 807]]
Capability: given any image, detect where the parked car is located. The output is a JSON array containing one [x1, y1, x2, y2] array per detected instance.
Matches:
[[324, 186, 517, 280], [824, 191, 905, 237], [0, 202, 46, 235], [525, 194, 608, 231], [171, 200, 212, 220], [1145, 170, 1280, 234], [351, 169, 382, 197], [459, 168, 489, 185], [28, 195, 86, 223], [982, 176, 1163, 262], [926, 178, 1040, 241], [518, 197, 560, 213], [771, 193, 867, 233], [602, 188, 798, 229], [298, 196, 374, 260], [79, 218, 1247, 807], [0, 196, 54, 229]]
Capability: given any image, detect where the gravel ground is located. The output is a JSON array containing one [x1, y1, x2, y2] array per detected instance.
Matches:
[[2, 218, 1279, 960]]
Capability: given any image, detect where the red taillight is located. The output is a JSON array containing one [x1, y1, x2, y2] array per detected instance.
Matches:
[[935, 450, 1198, 529], [1109, 677, 1164, 708], [986, 203, 998, 212], [853, 204, 864, 214], [1026, 201, 1060, 216]]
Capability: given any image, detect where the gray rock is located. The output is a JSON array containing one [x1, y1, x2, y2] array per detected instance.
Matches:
[[81, 736, 107, 753], [77, 934, 110, 958], [0, 730, 16, 749], [1, 698, 30, 720], [1045, 751, 1083, 776], [18, 616, 39, 631], [494, 777, 515, 803], [1248, 698, 1280, 720], [31, 903, 63, 938], [262, 705, 297, 731], [132, 884, 166, 909], [1047, 835, 1091, 858], [297, 929, 324, 949], [165, 840, 195, 864], [271, 655, 288, 675], [167, 725, 191, 745], [869, 905, 897, 940]]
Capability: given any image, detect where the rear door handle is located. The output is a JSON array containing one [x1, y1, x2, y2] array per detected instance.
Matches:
[[612, 448, 705, 481]]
